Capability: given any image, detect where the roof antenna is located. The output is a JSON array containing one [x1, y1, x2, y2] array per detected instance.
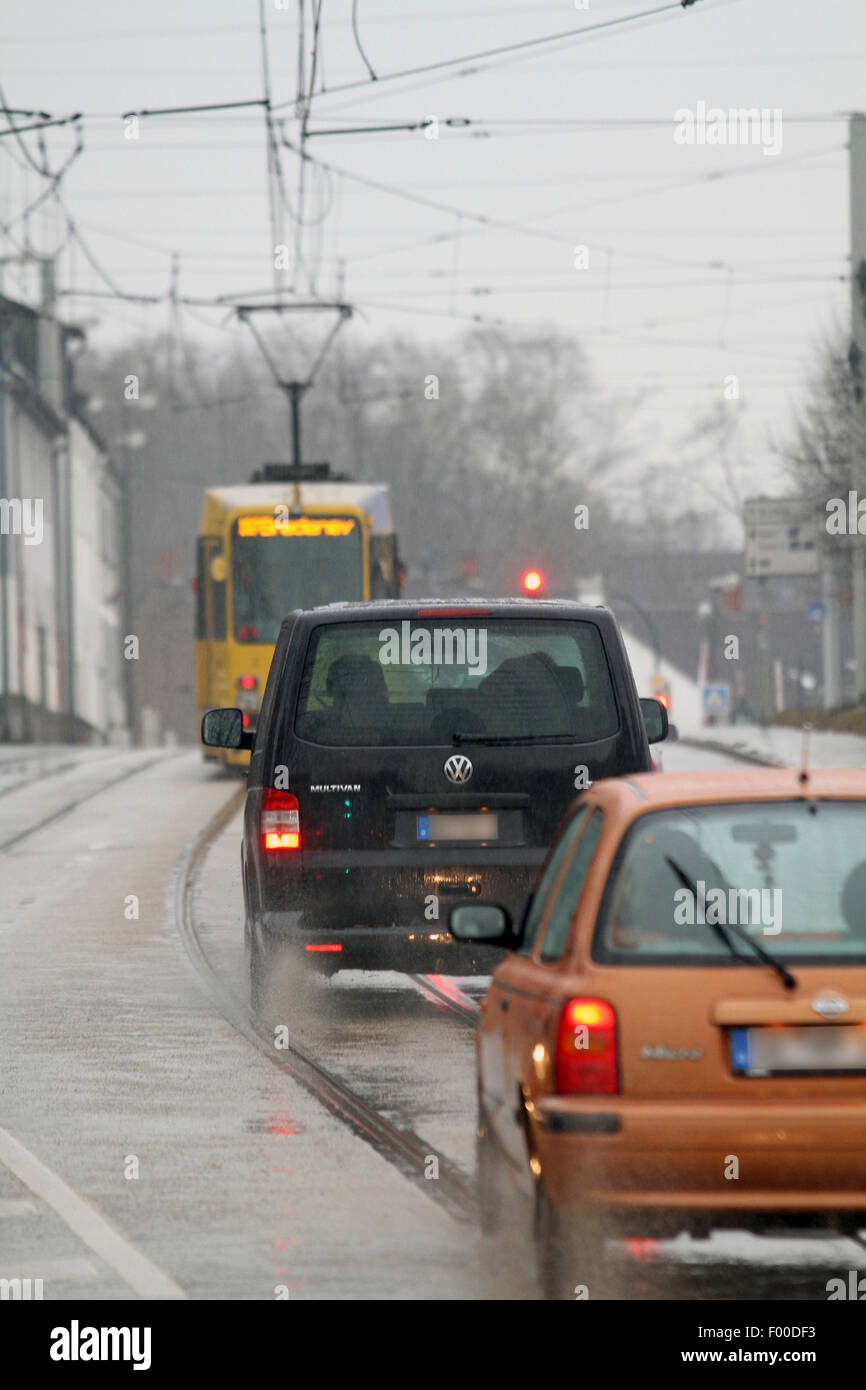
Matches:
[[799, 722, 812, 785]]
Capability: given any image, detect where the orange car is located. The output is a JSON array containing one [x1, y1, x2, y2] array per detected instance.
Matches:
[[450, 767, 866, 1298]]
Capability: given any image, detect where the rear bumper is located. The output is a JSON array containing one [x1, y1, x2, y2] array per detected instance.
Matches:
[[261, 846, 546, 923], [259, 913, 500, 973], [532, 1096, 866, 1223]]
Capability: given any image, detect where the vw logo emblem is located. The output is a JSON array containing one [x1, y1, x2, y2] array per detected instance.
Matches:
[[812, 994, 849, 1019], [444, 754, 473, 784]]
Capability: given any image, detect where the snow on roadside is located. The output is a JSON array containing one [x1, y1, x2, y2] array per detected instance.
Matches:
[[685, 722, 866, 769]]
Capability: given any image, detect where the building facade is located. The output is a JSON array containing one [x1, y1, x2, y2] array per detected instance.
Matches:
[[0, 286, 126, 743]]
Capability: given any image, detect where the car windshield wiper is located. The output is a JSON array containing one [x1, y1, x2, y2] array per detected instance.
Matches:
[[451, 732, 576, 746], [665, 855, 797, 991]]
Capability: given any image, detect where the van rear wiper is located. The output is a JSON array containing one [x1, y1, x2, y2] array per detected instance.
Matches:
[[451, 732, 576, 746], [664, 855, 797, 991]]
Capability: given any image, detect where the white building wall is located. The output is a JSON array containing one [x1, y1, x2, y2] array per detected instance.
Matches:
[[8, 401, 60, 713], [2, 295, 125, 742], [69, 418, 123, 735]]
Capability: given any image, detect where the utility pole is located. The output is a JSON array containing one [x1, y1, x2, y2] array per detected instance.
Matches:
[[822, 556, 844, 708], [756, 580, 775, 723], [850, 114, 866, 701]]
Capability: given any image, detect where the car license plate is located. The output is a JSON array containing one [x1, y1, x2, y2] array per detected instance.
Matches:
[[730, 1025, 866, 1076], [417, 812, 499, 841]]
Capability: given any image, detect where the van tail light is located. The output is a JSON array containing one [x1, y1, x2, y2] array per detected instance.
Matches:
[[262, 789, 300, 851], [555, 998, 618, 1095]]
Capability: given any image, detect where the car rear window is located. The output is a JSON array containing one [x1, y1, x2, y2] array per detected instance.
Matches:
[[293, 618, 619, 747], [594, 800, 866, 963]]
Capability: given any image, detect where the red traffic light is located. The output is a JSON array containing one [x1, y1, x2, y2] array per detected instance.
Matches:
[[521, 569, 544, 594]]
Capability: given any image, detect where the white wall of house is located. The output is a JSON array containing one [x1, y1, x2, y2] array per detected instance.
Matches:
[[1, 296, 126, 741], [69, 417, 124, 736], [5, 397, 61, 715]]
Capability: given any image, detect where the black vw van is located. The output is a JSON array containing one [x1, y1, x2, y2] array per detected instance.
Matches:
[[202, 599, 667, 980]]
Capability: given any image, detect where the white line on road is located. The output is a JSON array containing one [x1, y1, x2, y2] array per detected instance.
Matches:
[[0, 1127, 187, 1300]]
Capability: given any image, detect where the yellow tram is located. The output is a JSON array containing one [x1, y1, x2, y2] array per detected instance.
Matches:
[[195, 463, 402, 766]]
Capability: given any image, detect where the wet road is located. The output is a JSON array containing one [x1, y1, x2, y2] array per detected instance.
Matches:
[[1, 739, 864, 1299]]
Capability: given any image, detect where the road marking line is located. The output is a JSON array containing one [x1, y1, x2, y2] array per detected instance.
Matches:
[[0, 1127, 187, 1300]]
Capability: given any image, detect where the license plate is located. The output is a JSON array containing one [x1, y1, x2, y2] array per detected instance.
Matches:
[[417, 812, 499, 842], [730, 1025, 866, 1076]]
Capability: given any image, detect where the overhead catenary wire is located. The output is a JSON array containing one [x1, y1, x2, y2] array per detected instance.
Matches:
[[45, 282, 829, 372], [3, 121, 84, 237], [302, 113, 851, 137], [273, 0, 708, 106], [120, 98, 267, 120], [0, 114, 82, 139], [351, 0, 377, 83], [0, 0, 849, 428], [288, 141, 844, 277], [280, 132, 833, 278]]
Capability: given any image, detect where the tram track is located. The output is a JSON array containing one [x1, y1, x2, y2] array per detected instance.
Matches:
[[0, 750, 180, 853], [172, 786, 478, 1225]]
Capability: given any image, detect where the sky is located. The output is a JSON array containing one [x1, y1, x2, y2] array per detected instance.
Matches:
[[1, 0, 863, 514]]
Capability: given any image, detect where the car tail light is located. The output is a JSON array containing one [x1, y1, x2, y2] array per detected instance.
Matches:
[[555, 997, 618, 1095], [262, 789, 300, 851], [239, 674, 257, 691]]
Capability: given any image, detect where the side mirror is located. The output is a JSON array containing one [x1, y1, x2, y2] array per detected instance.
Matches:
[[449, 901, 519, 950], [201, 707, 252, 750], [639, 696, 669, 745]]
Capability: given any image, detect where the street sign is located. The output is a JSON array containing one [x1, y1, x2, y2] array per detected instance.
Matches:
[[744, 498, 820, 577], [807, 601, 826, 625], [702, 683, 730, 718]]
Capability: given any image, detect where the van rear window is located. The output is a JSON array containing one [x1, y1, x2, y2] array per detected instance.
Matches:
[[293, 618, 619, 746]]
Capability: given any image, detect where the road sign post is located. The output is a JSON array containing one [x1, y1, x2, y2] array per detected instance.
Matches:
[[701, 683, 730, 724], [743, 498, 820, 578]]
